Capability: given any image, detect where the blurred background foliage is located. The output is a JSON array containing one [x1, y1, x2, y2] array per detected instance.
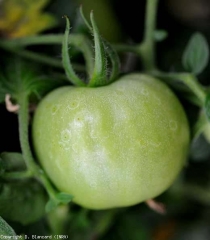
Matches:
[[1, 0, 210, 239]]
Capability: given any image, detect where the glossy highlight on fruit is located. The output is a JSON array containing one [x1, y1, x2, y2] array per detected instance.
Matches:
[[32, 74, 190, 209]]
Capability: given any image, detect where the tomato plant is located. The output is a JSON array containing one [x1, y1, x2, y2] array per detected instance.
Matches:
[[1, 0, 210, 238]]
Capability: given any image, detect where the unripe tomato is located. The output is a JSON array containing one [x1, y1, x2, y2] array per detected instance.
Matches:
[[32, 74, 189, 209]]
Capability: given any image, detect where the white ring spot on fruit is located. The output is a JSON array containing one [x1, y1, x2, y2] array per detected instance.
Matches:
[[90, 129, 98, 139], [72, 143, 79, 153], [169, 120, 177, 131], [51, 104, 60, 115], [59, 129, 71, 150], [154, 96, 161, 105], [115, 89, 124, 96], [68, 101, 79, 110], [141, 88, 149, 96], [149, 141, 161, 148], [61, 129, 71, 142], [117, 85, 126, 92], [73, 118, 84, 128]]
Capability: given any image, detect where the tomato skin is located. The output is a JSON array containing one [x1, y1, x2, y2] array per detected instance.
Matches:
[[32, 74, 189, 209]]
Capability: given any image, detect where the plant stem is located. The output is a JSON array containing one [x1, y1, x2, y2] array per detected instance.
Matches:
[[176, 184, 210, 206], [153, 71, 206, 106], [93, 209, 119, 238], [112, 44, 138, 53], [17, 95, 57, 199], [0, 34, 93, 76], [2, 170, 33, 179], [18, 95, 39, 173], [179, 74, 206, 105], [0, 40, 85, 72], [137, 0, 159, 71]]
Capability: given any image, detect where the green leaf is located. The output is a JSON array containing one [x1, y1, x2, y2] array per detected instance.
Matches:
[[0, 57, 66, 103], [154, 30, 168, 42], [0, 216, 16, 236], [56, 192, 73, 204], [0, 152, 26, 171], [45, 192, 73, 212], [190, 134, 210, 162], [45, 199, 58, 213], [0, 158, 5, 176], [0, 80, 8, 103], [182, 32, 209, 75], [0, 180, 47, 225]]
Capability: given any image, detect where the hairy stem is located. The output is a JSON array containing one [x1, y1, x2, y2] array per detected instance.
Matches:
[[18, 95, 38, 173], [153, 71, 206, 106], [137, 0, 159, 71], [17, 95, 57, 199], [179, 74, 206, 104], [0, 34, 93, 76]]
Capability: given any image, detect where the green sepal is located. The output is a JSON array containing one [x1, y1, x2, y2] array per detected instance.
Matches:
[[102, 38, 120, 83], [79, 6, 92, 30], [80, 7, 120, 86], [88, 11, 108, 87], [62, 16, 86, 87]]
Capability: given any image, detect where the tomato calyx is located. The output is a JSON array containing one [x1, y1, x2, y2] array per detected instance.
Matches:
[[62, 9, 120, 88]]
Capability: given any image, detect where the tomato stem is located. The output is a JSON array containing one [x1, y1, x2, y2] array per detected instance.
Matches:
[[179, 74, 206, 105], [0, 33, 93, 76], [18, 95, 39, 173], [112, 44, 138, 53], [92, 209, 119, 237], [137, 0, 159, 71], [17, 95, 59, 203], [2, 170, 33, 179], [153, 71, 207, 106], [172, 183, 210, 205]]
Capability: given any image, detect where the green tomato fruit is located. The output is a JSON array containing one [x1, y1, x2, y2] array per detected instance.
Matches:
[[32, 74, 190, 209]]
